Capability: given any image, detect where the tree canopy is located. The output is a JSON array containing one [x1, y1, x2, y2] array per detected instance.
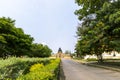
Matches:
[[0, 17, 52, 58], [75, 0, 120, 62]]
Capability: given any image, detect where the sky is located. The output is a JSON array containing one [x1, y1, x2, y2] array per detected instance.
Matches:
[[0, 0, 79, 53]]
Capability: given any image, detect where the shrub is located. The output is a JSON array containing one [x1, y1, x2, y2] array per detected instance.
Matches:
[[17, 59, 60, 80], [29, 63, 44, 72], [0, 57, 50, 80]]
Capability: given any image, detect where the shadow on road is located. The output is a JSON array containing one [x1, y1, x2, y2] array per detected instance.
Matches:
[[59, 61, 66, 80]]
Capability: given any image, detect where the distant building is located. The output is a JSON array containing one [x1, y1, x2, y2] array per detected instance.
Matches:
[[56, 48, 64, 58], [84, 51, 120, 59]]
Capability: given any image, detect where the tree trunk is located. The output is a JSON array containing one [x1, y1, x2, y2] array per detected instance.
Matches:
[[97, 53, 103, 63]]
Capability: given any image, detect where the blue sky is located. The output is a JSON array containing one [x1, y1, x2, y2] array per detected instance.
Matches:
[[0, 0, 79, 53]]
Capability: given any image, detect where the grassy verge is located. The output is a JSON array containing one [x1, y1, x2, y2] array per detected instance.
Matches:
[[74, 58, 120, 68]]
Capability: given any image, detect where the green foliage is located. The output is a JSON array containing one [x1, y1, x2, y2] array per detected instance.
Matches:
[[86, 58, 97, 62], [17, 59, 60, 80], [17, 71, 53, 80], [0, 57, 60, 80], [0, 17, 52, 58], [30, 43, 52, 57], [0, 36, 7, 43], [0, 17, 34, 57], [75, 0, 120, 62], [75, 0, 106, 20]]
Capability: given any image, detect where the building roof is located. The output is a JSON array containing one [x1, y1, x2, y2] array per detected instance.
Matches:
[[58, 48, 62, 53]]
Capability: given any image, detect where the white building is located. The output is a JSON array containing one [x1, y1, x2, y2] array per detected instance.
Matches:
[[84, 51, 120, 59]]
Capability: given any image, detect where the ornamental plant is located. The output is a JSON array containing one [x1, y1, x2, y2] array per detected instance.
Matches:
[[17, 59, 60, 80]]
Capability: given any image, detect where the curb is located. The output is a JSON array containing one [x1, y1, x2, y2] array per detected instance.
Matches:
[[86, 63, 120, 72], [59, 61, 66, 80], [74, 59, 120, 72]]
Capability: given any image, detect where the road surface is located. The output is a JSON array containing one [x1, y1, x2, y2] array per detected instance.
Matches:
[[61, 59, 120, 80]]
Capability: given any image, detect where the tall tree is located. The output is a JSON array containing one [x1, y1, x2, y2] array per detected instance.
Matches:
[[75, 0, 120, 62], [0, 17, 52, 58], [0, 17, 34, 57]]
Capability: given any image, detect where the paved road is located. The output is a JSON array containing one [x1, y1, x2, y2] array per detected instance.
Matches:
[[61, 59, 120, 80]]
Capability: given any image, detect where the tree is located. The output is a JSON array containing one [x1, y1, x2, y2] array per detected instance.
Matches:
[[0, 17, 34, 57], [0, 17, 52, 58], [75, 0, 120, 62], [97, 1, 120, 52], [31, 43, 52, 57], [65, 50, 71, 54]]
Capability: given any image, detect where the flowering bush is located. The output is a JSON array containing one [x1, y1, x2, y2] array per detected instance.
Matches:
[[29, 63, 44, 72], [17, 59, 60, 80], [17, 71, 53, 80], [0, 57, 60, 80]]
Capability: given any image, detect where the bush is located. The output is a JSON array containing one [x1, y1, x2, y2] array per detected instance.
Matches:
[[17, 59, 60, 80], [0, 57, 51, 80], [86, 58, 97, 61], [29, 63, 44, 72]]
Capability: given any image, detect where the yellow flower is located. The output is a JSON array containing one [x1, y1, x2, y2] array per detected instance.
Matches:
[[30, 63, 44, 72]]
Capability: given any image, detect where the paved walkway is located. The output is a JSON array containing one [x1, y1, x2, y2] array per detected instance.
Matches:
[[61, 59, 120, 80]]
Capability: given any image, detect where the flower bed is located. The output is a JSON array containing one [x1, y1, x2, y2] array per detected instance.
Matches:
[[0, 57, 60, 80]]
